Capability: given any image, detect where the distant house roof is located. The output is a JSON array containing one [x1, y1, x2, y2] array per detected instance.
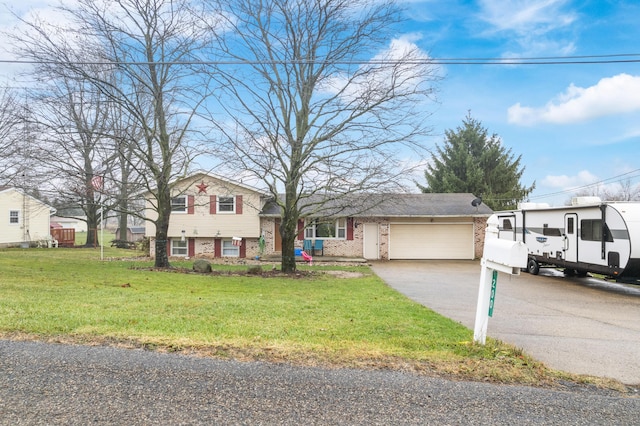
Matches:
[[261, 193, 493, 217], [116, 226, 146, 234]]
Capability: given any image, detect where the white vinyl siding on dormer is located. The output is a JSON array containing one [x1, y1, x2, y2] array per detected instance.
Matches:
[[145, 175, 261, 238]]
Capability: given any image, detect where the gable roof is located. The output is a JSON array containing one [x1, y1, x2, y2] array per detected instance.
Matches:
[[142, 170, 270, 197], [261, 193, 493, 217], [0, 186, 56, 214]]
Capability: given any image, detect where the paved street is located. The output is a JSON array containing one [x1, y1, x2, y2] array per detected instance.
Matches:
[[1, 261, 640, 424], [1, 340, 638, 425], [371, 260, 640, 384]]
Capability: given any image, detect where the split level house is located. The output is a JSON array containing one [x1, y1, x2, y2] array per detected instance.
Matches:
[[144, 172, 494, 261], [0, 186, 56, 248]]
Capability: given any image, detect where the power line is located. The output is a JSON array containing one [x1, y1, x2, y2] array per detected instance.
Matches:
[[529, 168, 640, 200], [1, 53, 640, 66]]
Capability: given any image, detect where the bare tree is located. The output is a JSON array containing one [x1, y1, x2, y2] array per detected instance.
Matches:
[[104, 100, 146, 245], [207, 0, 439, 271], [10, 0, 214, 266], [22, 75, 114, 247], [603, 178, 640, 201], [0, 86, 27, 185]]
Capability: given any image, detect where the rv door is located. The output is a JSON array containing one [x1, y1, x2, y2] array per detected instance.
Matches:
[[564, 213, 578, 263]]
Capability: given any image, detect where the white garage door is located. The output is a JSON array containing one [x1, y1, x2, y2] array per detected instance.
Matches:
[[389, 224, 474, 260]]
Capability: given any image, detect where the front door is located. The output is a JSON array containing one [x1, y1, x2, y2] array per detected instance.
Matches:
[[274, 220, 282, 252], [564, 213, 578, 263], [363, 223, 379, 260]]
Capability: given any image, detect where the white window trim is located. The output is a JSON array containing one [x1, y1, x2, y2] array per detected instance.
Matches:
[[171, 239, 188, 256], [217, 196, 236, 214], [305, 218, 347, 240], [9, 210, 19, 225], [222, 239, 240, 257], [171, 195, 188, 214]]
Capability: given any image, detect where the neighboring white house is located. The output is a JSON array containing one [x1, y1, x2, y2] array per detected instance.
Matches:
[[50, 215, 88, 232], [144, 172, 494, 260], [0, 186, 56, 247]]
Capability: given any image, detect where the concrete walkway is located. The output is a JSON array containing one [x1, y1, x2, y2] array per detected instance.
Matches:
[[371, 260, 640, 385]]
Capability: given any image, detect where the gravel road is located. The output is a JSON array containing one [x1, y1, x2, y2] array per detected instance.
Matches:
[[1, 340, 638, 425]]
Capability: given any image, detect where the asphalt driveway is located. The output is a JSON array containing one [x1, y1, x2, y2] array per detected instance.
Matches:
[[371, 260, 640, 385]]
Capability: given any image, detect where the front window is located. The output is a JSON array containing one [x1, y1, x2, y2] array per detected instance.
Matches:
[[171, 239, 188, 256], [9, 210, 19, 224], [218, 196, 235, 213], [222, 240, 240, 257], [305, 218, 346, 239], [171, 196, 187, 213], [580, 219, 613, 242]]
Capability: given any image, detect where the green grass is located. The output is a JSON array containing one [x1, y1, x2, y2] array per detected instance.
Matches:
[[0, 247, 613, 387]]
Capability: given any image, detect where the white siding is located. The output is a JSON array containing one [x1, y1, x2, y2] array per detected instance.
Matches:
[[145, 174, 265, 239], [0, 189, 52, 244]]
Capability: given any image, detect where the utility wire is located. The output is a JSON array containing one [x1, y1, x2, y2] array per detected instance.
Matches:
[[529, 168, 640, 200], [1, 53, 640, 66]]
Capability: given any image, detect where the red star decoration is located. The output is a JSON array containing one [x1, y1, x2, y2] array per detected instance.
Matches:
[[196, 182, 208, 194]]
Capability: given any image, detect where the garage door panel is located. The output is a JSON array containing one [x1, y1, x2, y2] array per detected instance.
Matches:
[[390, 224, 473, 259]]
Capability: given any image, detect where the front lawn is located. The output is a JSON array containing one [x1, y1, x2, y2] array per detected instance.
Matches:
[[0, 247, 582, 386]]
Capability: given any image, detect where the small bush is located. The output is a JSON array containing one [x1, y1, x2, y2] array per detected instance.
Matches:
[[247, 265, 263, 275], [140, 237, 150, 253]]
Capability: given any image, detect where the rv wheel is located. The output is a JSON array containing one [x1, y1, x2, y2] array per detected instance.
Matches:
[[527, 258, 540, 275]]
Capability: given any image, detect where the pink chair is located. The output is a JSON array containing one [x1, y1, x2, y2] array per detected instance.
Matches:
[[301, 250, 313, 265]]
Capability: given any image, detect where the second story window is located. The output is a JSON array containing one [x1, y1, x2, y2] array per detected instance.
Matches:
[[218, 196, 235, 213], [9, 210, 19, 224], [171, 196, 187, 213]]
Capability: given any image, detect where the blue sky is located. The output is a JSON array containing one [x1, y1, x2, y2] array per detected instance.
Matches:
[[399, 0, 640, 205], [2, 0, 639, 206]]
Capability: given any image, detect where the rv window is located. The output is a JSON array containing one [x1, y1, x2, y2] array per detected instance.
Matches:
[[567, 217, 574, 234], [542, 224, 562, 236], [580, 219, 613, 242], [502, 219, 513, 230]]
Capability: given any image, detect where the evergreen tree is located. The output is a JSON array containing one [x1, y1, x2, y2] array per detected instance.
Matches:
[[419, 114, 534, 210]]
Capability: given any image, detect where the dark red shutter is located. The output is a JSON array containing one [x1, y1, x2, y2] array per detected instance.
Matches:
[[188, 238, 195, 257], [297, 220, 305, 241], [214, 239, 221, 258], [187, 195, 195, 214], [347, 218, 354, 241], [210, 195, 216, 214], [240, 240, 246, 258], [236, 195, 243, 214]]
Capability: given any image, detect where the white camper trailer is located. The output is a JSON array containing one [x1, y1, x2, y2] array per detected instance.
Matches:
[[496, 197, 640, 280]]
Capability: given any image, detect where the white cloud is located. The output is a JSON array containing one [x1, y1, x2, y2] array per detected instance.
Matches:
[[479, 0, 576, 35], [478, 0, 577, 56], [508, 74, 640, 126], [320, 34, 438, 102], [541, 170, 600, 193]]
